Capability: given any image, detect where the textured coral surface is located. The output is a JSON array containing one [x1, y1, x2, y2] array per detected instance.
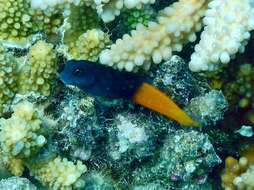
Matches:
[[0, 0, 254, 189]]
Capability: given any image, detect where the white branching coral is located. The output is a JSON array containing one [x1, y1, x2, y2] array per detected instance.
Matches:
[[189, 0, 254, 72], [99, 0, 208, 72]]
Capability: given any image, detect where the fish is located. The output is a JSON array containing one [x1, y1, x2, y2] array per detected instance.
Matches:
[[60, 60, 199, 127]]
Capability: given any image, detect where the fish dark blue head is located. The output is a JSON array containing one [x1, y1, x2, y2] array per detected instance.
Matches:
[[60, 60, 145, 99], [60, 60, 96, 88]]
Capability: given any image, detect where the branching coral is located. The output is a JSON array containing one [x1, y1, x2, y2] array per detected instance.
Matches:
[[120, 6, 155, 31], [29, 156, 87, 190], [0, 40, 58, 116], [221, 156, 254, 190], [86, 0, 156, 23], [63, 3, 100, 56], [0, 0, 64, 44], [0, 99, 87, 189], [1, 0, 253, 189], [99, 0, 207, 72], [0, 101, 48, 175], [189, 0, 254, 72], [0, 0, 34, 44], [75, 29, 111, 61], [0, 44, 19, 115], [19, 40, 58, 96], [221, 145, 254, 190], [209, 62, 254, 110]]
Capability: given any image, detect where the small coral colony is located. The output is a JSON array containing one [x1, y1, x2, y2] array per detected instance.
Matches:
[[0, 0, 254, 189]]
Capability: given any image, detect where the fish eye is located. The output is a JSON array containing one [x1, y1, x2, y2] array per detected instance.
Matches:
[[72, 68, 83, 76]]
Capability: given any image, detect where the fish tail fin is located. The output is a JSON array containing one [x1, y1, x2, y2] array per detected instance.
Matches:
[[131, 82, 199, 127]]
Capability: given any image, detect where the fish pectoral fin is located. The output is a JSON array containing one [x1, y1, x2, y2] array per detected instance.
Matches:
[[131, 82, 199, 127]]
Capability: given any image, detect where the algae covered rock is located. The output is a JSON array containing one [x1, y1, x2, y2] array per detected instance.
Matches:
[[107, 112, 157, 164], [186, 90, 228, 126], [0, 177, 37, 190], [132, 130, 221, 189], [152, 55, 207, 106], [82, 170, 120, 190], [52, 87, 101, 162]]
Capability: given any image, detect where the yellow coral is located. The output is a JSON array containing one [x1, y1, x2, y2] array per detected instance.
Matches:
[[0, 101, 47, 175], [74, 29, 111, 61], [18, 40, 58, 96], [222, 146, 254, 190], [0, 0, 34, 43], [0, 0, 64, 44], [29, 157, 87, 190], [63, 3, 99, 46], [7, 158, 25, 176], [0, 44, 19, 115]]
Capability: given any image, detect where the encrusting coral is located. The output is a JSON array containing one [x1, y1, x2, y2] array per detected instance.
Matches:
[[53, 88, 101, 162], [151, 55, 207, 106], [99, 0, 207, 72], [107, 112, 158, 164], [185, 90, 228, 126], [82, 170, 120, 190]]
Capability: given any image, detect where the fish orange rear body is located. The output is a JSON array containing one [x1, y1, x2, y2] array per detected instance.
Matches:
[[132, 83, 199, 127]]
